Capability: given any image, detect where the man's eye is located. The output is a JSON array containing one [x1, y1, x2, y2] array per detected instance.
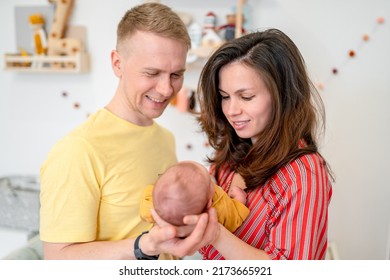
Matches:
[[171, 73, 183, 79], [145, 72, 157, 76]]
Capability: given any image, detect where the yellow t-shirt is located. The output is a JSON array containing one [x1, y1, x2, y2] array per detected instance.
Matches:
[[140, 184, 250, 232], [40, 109, 177, 242]]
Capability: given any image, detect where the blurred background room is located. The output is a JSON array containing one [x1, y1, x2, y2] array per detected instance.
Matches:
[[0, 0, 389, 260]]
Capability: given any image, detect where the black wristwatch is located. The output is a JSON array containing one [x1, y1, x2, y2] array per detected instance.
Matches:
[[134, 231, 159, 260]]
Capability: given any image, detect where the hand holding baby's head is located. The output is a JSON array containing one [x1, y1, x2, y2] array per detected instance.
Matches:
[[153, 161, 214, 226]]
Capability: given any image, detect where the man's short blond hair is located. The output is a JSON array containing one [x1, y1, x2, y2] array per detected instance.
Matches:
[[116, 2, 191, 50]]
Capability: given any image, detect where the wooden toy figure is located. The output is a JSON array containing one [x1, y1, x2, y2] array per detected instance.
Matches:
[[28, 13, 48, 56], [47, 0, 83, 57]]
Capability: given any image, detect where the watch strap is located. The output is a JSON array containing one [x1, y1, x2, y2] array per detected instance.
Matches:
[[134, 231, 159, 260]]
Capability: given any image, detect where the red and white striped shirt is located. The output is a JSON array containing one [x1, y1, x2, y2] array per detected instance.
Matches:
[[199, 153, 332, 260]]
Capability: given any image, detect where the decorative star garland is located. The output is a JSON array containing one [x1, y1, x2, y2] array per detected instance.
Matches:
[[316, 16, 385, 91], [60, 91, 91, 118]]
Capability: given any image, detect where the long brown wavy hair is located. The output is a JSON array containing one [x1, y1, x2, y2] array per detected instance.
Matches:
[[197, 29, 333, 190]]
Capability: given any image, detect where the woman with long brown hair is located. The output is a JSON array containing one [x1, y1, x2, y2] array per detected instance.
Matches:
[[197, 28, 333, 259]]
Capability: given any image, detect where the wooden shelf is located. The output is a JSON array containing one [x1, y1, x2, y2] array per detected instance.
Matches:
[[4, 52, 89, 73]]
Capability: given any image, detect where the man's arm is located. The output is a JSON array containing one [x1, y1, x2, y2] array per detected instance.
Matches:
[[43, 208, 219, 260], [43, 239, 136, 260]]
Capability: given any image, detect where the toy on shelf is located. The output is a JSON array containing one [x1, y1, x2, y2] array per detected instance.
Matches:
[[188, 21, 202, 49], [202, 11, 217, 35], [190, 11, 223, 60], [189, 1, 247, 60], [28, 13, 48, 56], [218, 13, 246, 41], [47, 0, 83, 57], [19, 48, 32, 67], [187, 21, 202, 63], [4, 0, 89, 73], [201, 28, 223, 50]]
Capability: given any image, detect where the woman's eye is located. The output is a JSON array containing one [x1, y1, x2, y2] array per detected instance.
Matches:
[[242, 96, 254, 101]]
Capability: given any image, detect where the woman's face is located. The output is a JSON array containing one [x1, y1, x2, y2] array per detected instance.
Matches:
[[219, 62, 272, 144]]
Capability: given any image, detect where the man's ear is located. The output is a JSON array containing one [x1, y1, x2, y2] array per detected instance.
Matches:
[[111, 50, 122, 77]]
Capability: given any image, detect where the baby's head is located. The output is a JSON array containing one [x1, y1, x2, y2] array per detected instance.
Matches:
[[153, 161, 214, 226]]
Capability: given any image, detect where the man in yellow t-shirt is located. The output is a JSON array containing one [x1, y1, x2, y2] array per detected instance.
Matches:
[[39, 2, 219, 260], [41, 109, 177, 242]]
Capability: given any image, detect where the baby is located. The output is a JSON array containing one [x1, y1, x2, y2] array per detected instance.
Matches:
[[140, 161, 249, 232]]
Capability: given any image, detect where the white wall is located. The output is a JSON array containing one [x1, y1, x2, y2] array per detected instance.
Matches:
[[0, 0, 389, 259]]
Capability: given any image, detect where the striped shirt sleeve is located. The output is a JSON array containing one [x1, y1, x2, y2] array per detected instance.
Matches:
[[264, 154, 331, 259]]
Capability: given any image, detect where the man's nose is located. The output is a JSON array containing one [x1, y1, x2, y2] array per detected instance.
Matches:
[[156, 76, 173, 97]]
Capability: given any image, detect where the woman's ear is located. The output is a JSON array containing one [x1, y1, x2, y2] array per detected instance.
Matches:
[[111, 50, 122, 78]]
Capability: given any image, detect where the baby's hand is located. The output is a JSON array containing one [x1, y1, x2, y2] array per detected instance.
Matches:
[[228, 185, 247, 204]]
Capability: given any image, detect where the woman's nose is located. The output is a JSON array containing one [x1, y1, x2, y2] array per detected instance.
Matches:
[[226, 99, 241, 116]]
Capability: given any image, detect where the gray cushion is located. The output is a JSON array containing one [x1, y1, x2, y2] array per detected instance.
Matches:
[[2, 234, 43, 260]]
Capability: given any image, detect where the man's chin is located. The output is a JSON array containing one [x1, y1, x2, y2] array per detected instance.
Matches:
[[149, 107, 168, 119], [149, 112, 164, 120]]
